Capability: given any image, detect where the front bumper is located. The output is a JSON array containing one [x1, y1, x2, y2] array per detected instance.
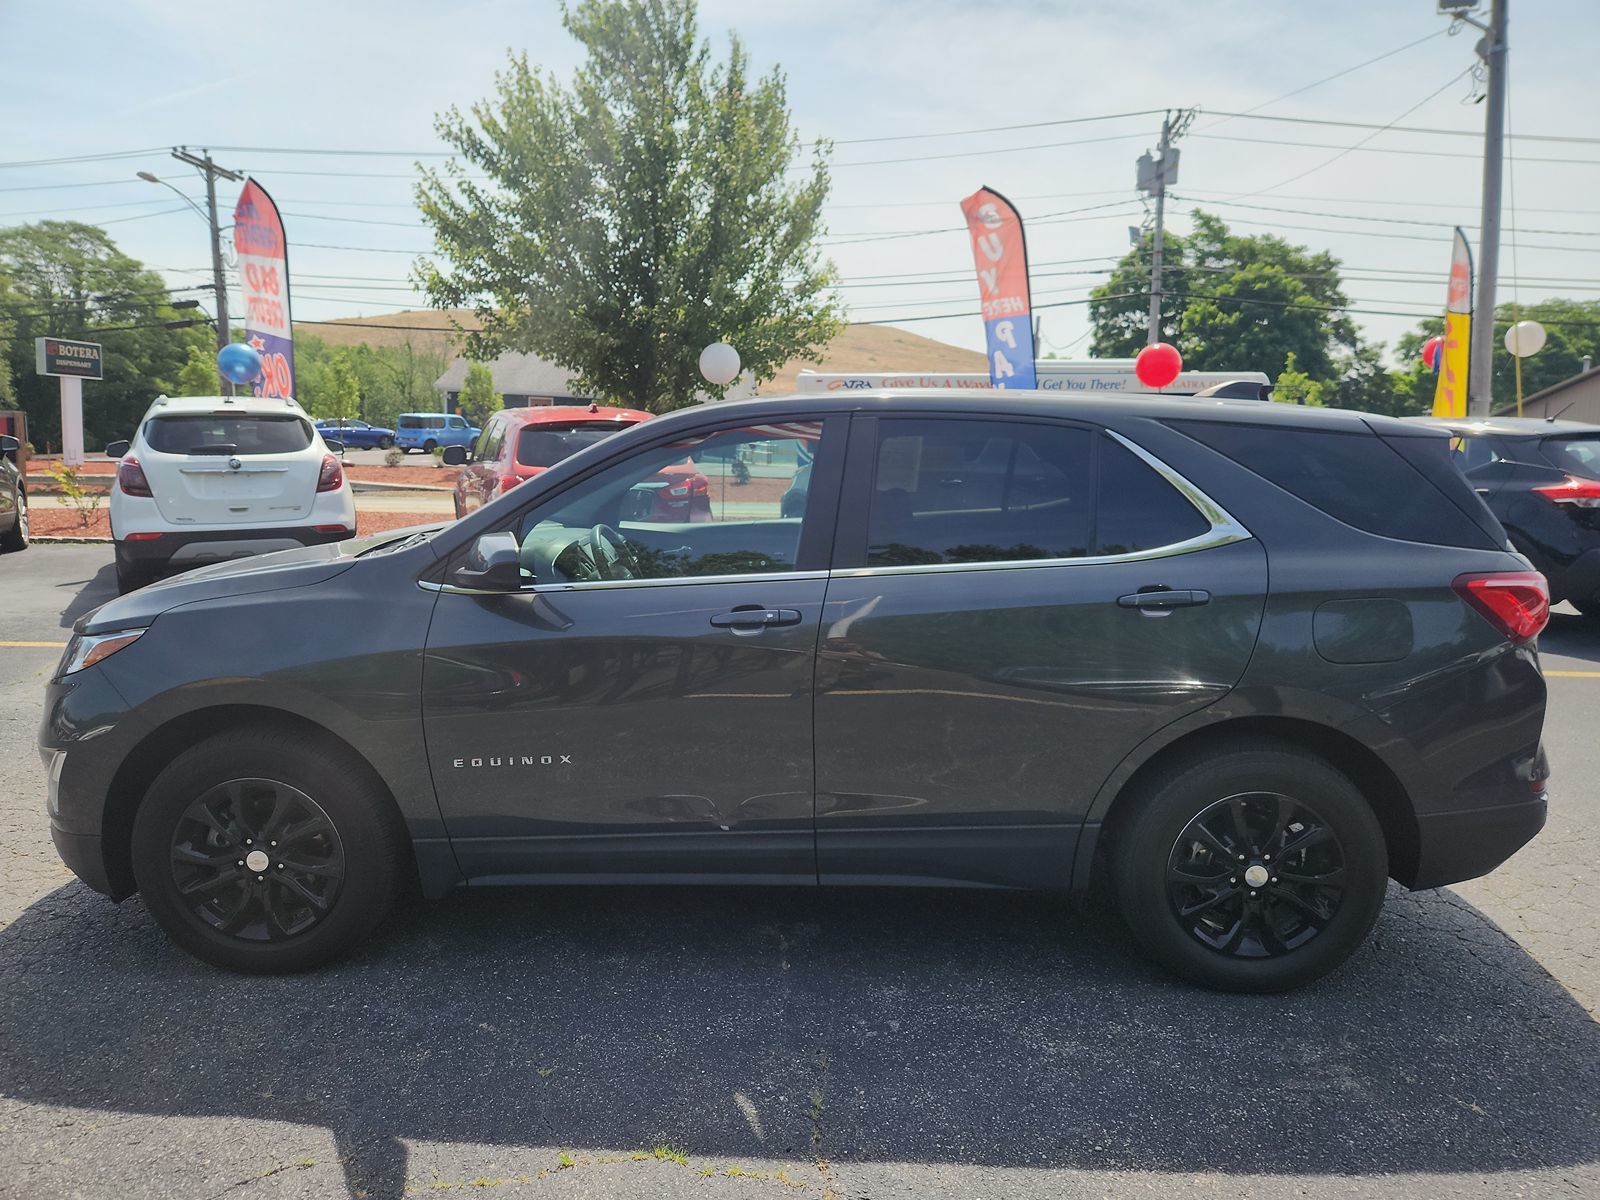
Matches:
[[1547, 545, 1600, 606]]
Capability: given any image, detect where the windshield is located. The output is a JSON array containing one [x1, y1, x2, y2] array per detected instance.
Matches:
[[516, 423, 629, 468], [144, 414, 313, 456], [1541, 436, 1600, 478]]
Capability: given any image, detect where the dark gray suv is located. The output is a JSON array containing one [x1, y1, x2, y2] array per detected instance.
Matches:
[[39, 392, 1549, 991]]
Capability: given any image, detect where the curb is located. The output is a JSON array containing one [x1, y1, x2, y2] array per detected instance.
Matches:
[[29, 535, 114, 545]]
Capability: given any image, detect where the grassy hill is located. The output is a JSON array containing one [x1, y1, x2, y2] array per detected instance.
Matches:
[[292, 310, 985, 391]]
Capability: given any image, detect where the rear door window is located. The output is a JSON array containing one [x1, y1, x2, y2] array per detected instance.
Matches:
[[144, 414, 312, 456], [858, 419, 1209, 567]]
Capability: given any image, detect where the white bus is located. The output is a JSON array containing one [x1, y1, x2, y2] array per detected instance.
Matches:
[[796, 360, 1270, 398]]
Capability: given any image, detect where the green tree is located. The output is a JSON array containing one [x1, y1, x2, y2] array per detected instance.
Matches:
[[347, 339, 449, 429], [297, 346, 361, 422], [417, 0, 842, 412], [176, 344, 218, 396], [455, 361, 501, 426], [1089, 211, 1357, 381], [0, 221, 209, 449], [0, 268, 17, 407], [1272, 352, 1325, 407]]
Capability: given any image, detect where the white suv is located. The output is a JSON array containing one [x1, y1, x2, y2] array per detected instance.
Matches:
[[107, 394, 356, 593]]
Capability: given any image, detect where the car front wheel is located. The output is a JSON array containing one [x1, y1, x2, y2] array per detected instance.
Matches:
[[131, 728, 409, 973], [1111, 740, 1388, 993], [378, 435, 394, 449]]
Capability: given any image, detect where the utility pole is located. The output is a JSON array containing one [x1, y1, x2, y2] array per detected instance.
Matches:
[[171, 147, 242, 389], [1448, 0, 1508, 416], [1137, 110, 1193, 346]]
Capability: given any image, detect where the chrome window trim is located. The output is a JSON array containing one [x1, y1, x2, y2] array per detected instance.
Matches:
[[419, 430, 1251, 594], [421, 569, 830, 597]]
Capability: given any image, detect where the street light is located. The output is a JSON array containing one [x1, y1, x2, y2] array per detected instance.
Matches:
[[136, 171, 212, 226]]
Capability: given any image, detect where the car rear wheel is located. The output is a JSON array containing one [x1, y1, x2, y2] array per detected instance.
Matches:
[[1110, 740, 1388, 993], [423, 439, 438, 453], [131, 728, 409, 973], [0, 488, 26, 552]]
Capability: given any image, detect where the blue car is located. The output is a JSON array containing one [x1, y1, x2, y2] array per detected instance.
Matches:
[[395, 412, 480, 454], [313, 419, 396, 450]]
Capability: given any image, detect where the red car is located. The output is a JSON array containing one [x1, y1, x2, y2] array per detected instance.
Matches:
[[451, 404, 709, 520]]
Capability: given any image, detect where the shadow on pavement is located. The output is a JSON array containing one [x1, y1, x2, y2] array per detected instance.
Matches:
[[1542, 608, 1600, 666], [56, 560, 117, 631], [0, 881, 1595, 1197]]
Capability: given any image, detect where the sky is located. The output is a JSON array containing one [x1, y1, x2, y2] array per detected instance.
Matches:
[[2, 0, 1597, 370]]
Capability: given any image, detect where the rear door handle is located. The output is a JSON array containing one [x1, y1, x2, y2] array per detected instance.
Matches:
[[1117, 588, 1211, 610], [710, 607, 803, 629]]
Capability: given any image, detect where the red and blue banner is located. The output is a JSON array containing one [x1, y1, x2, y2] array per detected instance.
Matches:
[[960, 186, 1036, 389], [232, 179, 295, 400]]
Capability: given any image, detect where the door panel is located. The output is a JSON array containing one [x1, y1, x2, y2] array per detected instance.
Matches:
[[815, 413, 1267, 889], [424, 578, 825, 881]]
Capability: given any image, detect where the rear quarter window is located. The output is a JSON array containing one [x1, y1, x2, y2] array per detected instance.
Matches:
[[1540, 436, 1600, 477], [1166, 419, 1498, 549]]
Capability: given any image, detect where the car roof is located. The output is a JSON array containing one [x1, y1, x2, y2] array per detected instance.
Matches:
[[142, 394, 309, 419], [648, 389, 1428, 438], [1409, 415, 1599, 438], [497, 404, 651, 426]]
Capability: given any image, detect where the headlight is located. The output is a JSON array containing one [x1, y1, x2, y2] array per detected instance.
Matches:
[[62, 629, 146, 675]]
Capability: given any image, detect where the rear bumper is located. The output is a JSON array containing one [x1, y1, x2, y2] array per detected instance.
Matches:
[[1411, 794, 1548, 890], [115, 523, 354, 566]]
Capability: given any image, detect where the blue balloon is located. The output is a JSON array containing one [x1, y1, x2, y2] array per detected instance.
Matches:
[[217, 342, 263, 385]]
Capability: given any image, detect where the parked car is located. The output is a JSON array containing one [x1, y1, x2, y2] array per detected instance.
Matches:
[[0, 434, 26, 553], [447, 403, 709, 520], [42, 392, 1547, 990], [105, 394, 355, 593], [313, 418, 395, 450], [395, 412, 479, 454], [1416, 416, 1600, 618]]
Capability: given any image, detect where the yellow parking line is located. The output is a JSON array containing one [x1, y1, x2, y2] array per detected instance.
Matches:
[[1545, 669, 1600, 678], [0, 641, 67, 648]]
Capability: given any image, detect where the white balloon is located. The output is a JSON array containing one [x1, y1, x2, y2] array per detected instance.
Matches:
[[1505, 319, 1547, 358], [698, 341, 741, 386]]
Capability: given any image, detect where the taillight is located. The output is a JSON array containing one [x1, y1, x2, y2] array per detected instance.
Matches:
[[316, 453, 344, 493], [116, 456, 153, 498], [498, 475, 522, 492], [1453, 571, 1549, 644], [1533, 475, 1600, 508], [691, 476, 708, 496]]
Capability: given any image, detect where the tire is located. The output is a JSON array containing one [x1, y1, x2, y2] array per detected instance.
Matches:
[[0, 487, 26, 552], [378, 435, 394, 450], [113, 547, 153, 594], [130, 727, 409, 973], [423, 439, 438, 454], [1110, 739, 1388, 993]]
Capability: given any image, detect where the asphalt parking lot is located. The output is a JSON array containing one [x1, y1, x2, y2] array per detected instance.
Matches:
[[1, 545, 1597, 1200]]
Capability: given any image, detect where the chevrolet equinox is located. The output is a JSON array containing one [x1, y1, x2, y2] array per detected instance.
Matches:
[[40, 392, 1550, 991]]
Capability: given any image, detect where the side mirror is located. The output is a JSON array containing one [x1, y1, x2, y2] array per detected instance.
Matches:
[[441, 445, 468, 466], [449, 532, 524, 592], [0, 435, 17, 461], [104, 440, 130, 459], [324, 438, 345, 454]]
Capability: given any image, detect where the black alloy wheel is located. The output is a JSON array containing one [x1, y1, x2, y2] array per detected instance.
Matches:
[[1111, 740, 1387, 992], [169, 778, 346, 942], [1166, 791, 1346, 958]]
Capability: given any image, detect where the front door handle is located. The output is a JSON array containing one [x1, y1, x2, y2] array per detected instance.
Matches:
[[710, 607, 803, 629], [1117, 588, 1211, 610]]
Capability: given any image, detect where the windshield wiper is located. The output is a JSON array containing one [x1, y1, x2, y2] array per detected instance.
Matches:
[[360, 530, 434, 557]]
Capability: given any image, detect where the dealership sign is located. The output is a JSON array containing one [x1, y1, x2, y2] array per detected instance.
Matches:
[[34, 336, 103, 380], [233, 178, 296, 400]]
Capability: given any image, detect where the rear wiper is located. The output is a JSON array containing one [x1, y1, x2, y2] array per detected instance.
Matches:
[[187, 444, 239, 456]]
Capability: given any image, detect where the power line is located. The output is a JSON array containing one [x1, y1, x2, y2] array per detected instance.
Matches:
[[1172, 194, 1600, 238], [1189, 130, 1600, 166]]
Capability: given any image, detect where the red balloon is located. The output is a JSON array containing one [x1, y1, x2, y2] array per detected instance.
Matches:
[[1135, 342, 1183, 389], [1422, 335, 1443, 370]]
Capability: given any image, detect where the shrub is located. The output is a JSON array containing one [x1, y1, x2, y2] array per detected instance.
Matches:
[[47, 462, 105, 529], [383, 447, 404, 468]]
